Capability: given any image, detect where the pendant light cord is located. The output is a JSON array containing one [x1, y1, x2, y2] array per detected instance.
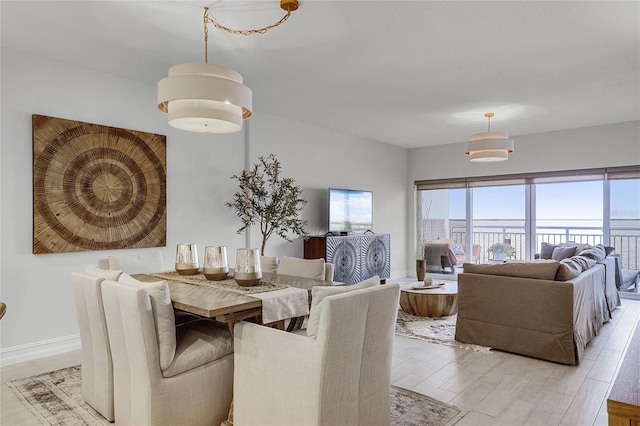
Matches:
[[203, 3, 296, 63]]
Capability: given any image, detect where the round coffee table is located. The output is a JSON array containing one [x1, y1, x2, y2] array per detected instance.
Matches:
[[399, 282, 458, 317]]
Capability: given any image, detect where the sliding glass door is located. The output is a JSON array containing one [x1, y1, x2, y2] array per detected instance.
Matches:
[[610, 178, 640, 270], [471, 185, 526, 262], [535, 180, 604, 250], [415, 166, 639, 286]]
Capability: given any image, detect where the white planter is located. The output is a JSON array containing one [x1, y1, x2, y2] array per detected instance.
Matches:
[[493, 252, 508, 261]]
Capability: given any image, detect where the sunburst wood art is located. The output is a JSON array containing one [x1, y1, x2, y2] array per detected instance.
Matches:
[[32, 115, 167, 254]]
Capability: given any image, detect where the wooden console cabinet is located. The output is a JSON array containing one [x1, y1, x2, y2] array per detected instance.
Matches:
[[304, 234, 390, 284]]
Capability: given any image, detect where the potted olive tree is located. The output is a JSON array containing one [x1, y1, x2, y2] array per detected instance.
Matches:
[[226, 154, 308, 255]]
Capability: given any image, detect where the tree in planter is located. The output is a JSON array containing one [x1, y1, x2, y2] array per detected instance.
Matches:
[[226, 154, 308, 255]]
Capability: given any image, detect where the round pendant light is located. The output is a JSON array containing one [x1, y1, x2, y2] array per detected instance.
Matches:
[[465, 113, 514, 162], [157, 1, 298, 134]]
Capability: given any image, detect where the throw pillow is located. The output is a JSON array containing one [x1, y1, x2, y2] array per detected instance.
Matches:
[[276, 256, 325, 280], [551, 246, 576, 261], [306, 276, 380, 338], [555, 258, 583, 281], [84, 264, 122, 281], [450, 243, 465, 256], [109, 251, 166, 274], [118, 273, 176, 370], [539, 242, 559, 259], [579, 244, 607, 263], [260, 256, 279, 274]]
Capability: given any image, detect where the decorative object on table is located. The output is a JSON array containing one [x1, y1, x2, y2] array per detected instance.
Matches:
[[415, 199, 433, 280], [203, 246, 229, 280], [175, 243, 199, 275], [465, 112, 515, 162], [32, 114, 166, 254], [6, 365, 465, 426], [234, 248, 262, 287], [487, 241, 516, 261], [226, 154, 308, 255], [157, 1, 299, 134]]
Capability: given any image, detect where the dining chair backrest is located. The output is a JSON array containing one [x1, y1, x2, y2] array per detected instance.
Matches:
[[276, 256, 334, 282], [233, 282, 400, 426], [70, 272, 115, 421], [314, 283, 400, 425]]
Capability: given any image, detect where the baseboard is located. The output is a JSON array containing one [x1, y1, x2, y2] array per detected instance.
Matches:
[[0, 334, 80, 367], [620, 291, 640, 301]]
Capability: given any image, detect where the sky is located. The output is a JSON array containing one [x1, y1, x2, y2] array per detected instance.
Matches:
[[449, 179, 640, 221]]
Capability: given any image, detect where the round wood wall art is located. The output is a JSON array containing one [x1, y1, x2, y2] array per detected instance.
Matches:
[[32, 114, 167, 254]]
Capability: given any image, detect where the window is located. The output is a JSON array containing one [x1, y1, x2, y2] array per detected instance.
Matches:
[[416, 166, 640, 270], [610, 178, 640, 270], [535, 180, 603, 248]]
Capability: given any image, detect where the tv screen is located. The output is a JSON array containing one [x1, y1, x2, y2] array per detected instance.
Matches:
[[329, 188, 373, 233]]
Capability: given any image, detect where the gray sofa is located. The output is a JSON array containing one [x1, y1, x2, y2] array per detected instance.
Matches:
[[456, 245, 620, 365]]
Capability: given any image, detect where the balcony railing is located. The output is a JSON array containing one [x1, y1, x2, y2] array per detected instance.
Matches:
[[449, 220, 639, 270]]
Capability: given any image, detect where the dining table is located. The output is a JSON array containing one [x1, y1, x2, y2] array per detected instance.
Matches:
[[132, 271, 338, 333]]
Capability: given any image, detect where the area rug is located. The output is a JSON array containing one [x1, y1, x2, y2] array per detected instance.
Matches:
[[7, 366, 466, 426], [396, 310, 492, 353]]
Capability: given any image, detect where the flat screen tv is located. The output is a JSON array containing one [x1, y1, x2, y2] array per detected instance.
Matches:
[[328, 188, 373, 233]]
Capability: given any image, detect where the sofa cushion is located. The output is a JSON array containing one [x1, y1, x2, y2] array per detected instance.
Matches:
[[567, 243, 591, 254], [578, 244, 607, 262], [118, 273, 176, 370], [463, 260, 560, 280], [551, 246, 576, 261], [555, 258, 583, 281], [539, 242, 558, 259], [555, 255, 598, 281], [306, 276, 380, 338]]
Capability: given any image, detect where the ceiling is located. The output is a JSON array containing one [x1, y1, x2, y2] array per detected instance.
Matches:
[[2, 1, 639, 149]]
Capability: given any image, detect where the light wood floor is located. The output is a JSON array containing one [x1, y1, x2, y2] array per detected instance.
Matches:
[[2, 299, 639, 425]]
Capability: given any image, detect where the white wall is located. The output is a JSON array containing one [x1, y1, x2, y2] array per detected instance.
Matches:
[[406, 120, 640, 273], [0, 49, 408, 364]]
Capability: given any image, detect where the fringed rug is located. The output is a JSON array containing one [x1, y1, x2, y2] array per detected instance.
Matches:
[[8, 366, 466, 426], [396, 310, 492, 353]]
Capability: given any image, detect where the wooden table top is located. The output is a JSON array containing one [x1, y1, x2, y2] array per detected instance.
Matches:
[[133, 272, 335, 318]]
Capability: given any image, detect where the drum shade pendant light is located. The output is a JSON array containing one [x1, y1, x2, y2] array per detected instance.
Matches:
[[465, 113, 515, 162], [157, 1, 299, 134]]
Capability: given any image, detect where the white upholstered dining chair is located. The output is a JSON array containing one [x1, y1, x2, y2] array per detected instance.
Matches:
[[232, 281, 400, 426], [71, 268, 122, 421], [276, 256, 334, 282], [101, 276, 234, 426]]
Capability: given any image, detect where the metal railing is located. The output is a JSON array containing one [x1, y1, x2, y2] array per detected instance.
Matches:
[[449, 221, 639, 270]]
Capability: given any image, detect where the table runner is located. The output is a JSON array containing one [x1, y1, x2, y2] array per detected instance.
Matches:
[[151, 271, 287, 294], [151, 271, 309, 324]]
